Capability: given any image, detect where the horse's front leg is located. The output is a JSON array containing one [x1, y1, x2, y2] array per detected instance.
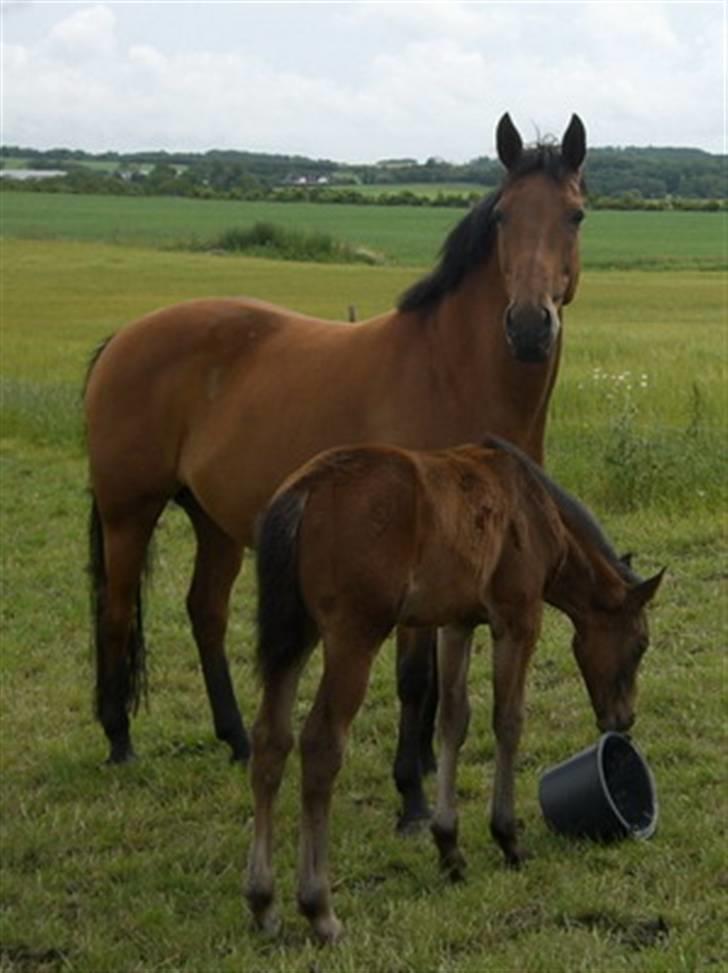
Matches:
[[488, 606, 541, 867], [430, 625, 473, 882], [393, 626, 438, 833]]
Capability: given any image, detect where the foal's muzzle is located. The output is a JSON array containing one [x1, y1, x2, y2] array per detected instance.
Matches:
[[505, 303, 557, 363], [597, 712, 636, 734]]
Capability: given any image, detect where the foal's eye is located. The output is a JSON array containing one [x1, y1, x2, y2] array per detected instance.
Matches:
[[570, 208, 585, 226]]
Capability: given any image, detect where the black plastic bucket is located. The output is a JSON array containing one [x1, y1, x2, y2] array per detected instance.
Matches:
[[538, 733, 658, 841]]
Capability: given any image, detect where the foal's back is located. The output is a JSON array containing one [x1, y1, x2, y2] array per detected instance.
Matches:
[[290, 443, 564, 632]]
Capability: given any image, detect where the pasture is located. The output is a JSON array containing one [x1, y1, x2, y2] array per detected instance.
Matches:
[[1, 190, 725, 269], [1, 205, 726, 970]]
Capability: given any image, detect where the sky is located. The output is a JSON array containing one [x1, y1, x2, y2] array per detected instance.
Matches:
[[1, 1, 725, 162]]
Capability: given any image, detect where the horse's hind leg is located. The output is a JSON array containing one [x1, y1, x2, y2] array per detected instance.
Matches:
[[431, 625, 473, 882], [393, 626, 438, 833], [179, 492, 249, 763], [93, 501, 163, 764], [298, 635, 379, 944]]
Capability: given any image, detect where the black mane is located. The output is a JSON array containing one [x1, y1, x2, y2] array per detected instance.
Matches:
[[482, 435, 639, 585], [398, 143, 581, 315]]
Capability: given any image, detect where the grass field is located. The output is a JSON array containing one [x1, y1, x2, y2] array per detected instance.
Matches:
[[1, 206, 726, 972], [1, 191, 725, 270]]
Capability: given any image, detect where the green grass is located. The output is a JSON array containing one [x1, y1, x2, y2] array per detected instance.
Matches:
[[1, 239, 726, 970], [1, 191, 726, 269]]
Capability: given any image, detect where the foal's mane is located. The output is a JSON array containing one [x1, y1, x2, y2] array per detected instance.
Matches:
[[398, 143, 582, 315], [483, 435, 638, 584]]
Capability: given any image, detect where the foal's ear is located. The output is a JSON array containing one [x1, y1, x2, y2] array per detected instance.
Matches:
[[628, 568, 666, 609], [497, 112, 523, 171], [561, 114, 587, 171]]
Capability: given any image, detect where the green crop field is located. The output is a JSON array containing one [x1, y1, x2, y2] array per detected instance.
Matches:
[[350, 182, 490, 198], [1, 203, 726, 973], [1, 190, 725, 269]]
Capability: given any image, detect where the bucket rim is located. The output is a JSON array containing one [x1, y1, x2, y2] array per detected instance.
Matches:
[[596, 732, 658, 840]]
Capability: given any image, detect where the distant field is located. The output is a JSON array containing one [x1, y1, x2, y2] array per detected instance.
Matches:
[[352, 182, 488, 197], [1, 191, 725, 269]]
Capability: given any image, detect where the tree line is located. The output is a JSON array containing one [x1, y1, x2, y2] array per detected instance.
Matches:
[[1, 144, 724, 208]]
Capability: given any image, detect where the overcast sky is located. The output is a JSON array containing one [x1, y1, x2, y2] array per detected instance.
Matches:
[[1, 1, 725, 162]]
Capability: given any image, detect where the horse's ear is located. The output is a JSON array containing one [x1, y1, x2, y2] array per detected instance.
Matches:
[[561, 114, 586, 171], [496, 112, 523, 171], [628, 568, 666, 609]]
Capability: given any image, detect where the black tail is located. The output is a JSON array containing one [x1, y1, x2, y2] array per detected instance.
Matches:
[[256, 489, 316, 685], [88, 495, 149, 718]]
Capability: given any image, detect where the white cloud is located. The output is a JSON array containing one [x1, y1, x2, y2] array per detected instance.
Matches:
[[0, 1, 723, 157], [45, 3, 116, 60]]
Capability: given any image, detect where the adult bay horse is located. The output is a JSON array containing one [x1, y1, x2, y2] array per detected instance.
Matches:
[[84, 113, 587, 826], [246, 437, 664, 943]]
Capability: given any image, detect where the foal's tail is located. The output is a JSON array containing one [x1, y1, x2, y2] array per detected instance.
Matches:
[[255, 489, 316, 685], [88, 495, 149, 717]]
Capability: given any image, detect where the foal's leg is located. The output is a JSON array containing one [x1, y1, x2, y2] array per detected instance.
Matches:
[[393, 626, 438, 832], [97, 503, 162, 763], [298, 637, 378, 944], [181, 493, 249, 762], [430, 625, 473, 882], [489, 607, 541, 867], [246, 659, 308, 936]]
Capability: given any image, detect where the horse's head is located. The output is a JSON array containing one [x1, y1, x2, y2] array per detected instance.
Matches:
[[494, 113, 586, 363], [571, 568, 664, 733]]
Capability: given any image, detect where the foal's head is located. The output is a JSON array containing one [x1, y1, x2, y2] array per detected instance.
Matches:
[[572, 568, 664, 734], [495, 113, 586, 363]]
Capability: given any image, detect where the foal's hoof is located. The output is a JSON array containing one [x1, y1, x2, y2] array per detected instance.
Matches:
[[247, 889, 280, 938], [252, 909, 281, 939], [441, 850, 467, 883], [311, 913, 344, 946]]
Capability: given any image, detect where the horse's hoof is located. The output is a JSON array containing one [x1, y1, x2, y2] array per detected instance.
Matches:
[[229, 748, 250, 767], [396, 809, 431, 836], [504, 847, 530, 869], [105, 745, 136, 766], [420, 749, 437, 777]]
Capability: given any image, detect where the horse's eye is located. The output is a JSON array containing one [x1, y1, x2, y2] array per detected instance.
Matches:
[[570, 209, 585, 226]]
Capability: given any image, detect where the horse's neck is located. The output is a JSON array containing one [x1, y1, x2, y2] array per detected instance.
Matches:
[[547, 532, 627, 623], [401, 258, 561, 456]]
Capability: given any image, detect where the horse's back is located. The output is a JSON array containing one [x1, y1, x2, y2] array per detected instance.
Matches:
[[84, 297, 373, 529]]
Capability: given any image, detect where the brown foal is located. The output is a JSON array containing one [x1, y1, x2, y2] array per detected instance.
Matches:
[[247, 438, 663, 942]]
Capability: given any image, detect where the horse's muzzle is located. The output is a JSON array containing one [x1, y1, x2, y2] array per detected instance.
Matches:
[[504, 304, 557, 363]]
